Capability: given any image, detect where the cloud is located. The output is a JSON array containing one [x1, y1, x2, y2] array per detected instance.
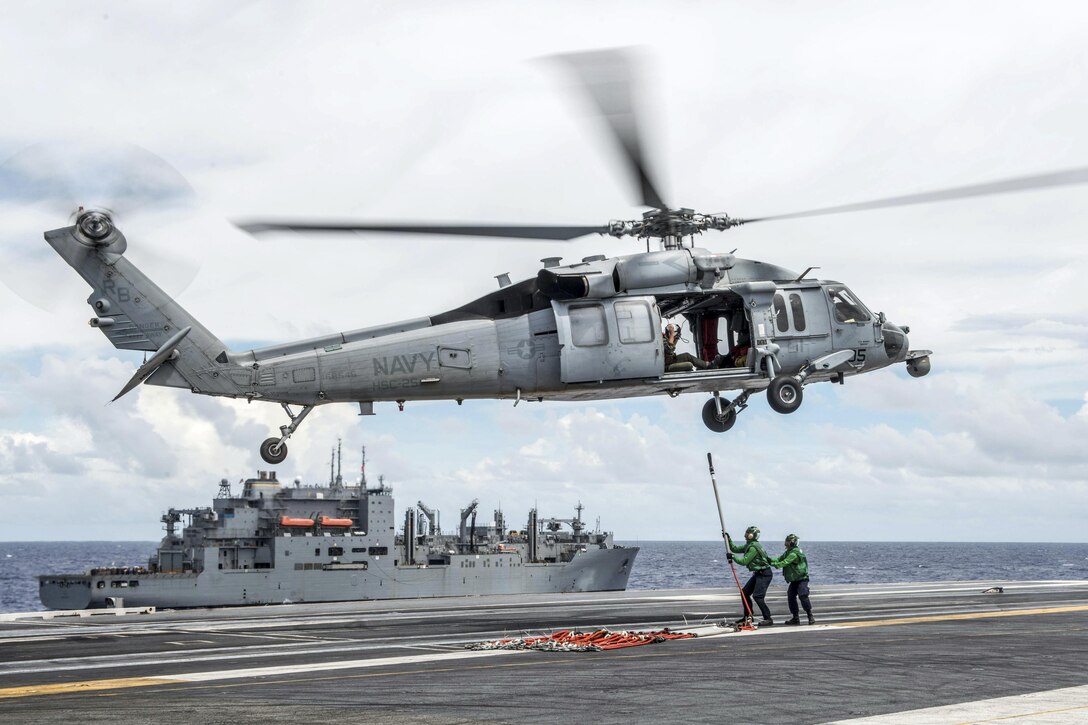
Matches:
[[2, 2, 1088, 544]]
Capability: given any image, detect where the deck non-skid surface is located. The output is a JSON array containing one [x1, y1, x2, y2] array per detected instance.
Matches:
[[1, 581, 1085, 724]]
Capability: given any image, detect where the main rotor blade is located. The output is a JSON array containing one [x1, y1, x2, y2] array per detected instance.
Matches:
[[236, 220, 609, 241], [556, 49, 668, 210], [739, 167, 1088, 224]]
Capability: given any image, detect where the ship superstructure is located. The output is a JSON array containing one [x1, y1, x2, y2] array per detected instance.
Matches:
[[38, 449, 636, 609]]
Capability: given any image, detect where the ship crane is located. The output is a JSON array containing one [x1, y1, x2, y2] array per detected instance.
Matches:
[[459, 499, 480, 552], [543, 502, 588, 536], [417, 501, 439, 536]]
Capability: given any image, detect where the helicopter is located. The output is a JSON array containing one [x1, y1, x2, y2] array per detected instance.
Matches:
[[43, 50, 1088, 464]]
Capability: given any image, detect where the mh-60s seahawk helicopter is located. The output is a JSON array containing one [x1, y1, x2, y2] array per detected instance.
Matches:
[[44, 50, 1088, 463]]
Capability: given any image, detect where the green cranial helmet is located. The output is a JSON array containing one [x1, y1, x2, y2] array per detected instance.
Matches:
[[785, 533, 799, 548], [745, 526, 760, 541]]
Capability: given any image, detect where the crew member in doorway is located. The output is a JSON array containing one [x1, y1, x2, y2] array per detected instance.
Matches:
[[771, 533, 815, 625], [726, 525, 774, 626], [663, 323, 711, 371], [732, 329, 751, 368]]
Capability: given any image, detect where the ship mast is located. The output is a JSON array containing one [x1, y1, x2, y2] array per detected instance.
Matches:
[[329, 438, 344, 489], [335, 438, 343, 488], [360, 444, 367, 487]]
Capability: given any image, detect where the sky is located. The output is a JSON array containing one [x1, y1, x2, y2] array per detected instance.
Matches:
[[0, 1, 1086, 543]]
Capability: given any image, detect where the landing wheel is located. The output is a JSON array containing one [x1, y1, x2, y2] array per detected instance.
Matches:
[[701, 398, 737, 433], [260, 437, 288, 464], [767, 375, 803, 415]]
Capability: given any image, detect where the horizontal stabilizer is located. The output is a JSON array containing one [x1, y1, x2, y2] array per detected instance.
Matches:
[[112, 326, 192, 402]]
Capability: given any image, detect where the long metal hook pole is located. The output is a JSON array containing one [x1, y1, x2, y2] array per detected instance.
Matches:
[[708, 451, 754, 621], [708, 452, 729, 556]]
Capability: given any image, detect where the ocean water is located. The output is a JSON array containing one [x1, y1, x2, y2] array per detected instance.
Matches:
[[621, 541, 1088, 591], [2, 540, 1086, 613]]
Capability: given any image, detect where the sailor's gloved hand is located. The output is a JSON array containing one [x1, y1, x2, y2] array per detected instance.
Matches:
[[726, 552, 734, 562]]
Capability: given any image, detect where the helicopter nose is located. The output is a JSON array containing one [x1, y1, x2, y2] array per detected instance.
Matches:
[[882, 322, 909, 362]]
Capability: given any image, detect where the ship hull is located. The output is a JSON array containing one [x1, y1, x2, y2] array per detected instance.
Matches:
[[39, 546, 638, 610]]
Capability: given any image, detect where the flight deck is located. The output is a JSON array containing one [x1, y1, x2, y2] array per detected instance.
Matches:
[[1, 580, 1086, 724]]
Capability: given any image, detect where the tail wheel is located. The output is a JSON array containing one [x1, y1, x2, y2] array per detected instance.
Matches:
[[701, 398, 737, 433], [767, 375, 803, 415], [260, 437, 288, 464]]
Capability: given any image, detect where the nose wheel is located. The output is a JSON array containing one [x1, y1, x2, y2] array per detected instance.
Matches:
[[767, 375, 803, 415], [259, 403, 315, 464]]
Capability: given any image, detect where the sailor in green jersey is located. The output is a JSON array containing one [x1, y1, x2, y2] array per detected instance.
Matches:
[[726, 525, 774, 625], [770, 533, 815, 625]]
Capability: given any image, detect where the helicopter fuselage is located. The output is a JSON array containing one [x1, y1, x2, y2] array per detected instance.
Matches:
[[46, 217, 929, 462]]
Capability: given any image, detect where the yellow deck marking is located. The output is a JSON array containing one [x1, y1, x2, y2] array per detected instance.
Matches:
[[0, 677, 177, 700], [838, 604, 1088, 629], [2, 604, 1085, 701], [956, 703, 1088, 724]]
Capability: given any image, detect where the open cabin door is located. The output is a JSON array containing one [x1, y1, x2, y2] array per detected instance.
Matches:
[[552, 296, 663, 383]]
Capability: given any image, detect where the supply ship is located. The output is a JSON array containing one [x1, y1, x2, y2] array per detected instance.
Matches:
[[38, 448, 637, 609]]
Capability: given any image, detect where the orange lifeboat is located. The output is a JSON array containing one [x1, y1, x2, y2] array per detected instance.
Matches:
[[279, 516, 314, 527], [317, 516, 353, 527]]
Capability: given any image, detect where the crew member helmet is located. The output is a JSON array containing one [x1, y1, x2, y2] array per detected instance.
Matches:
[[785, 533, 799, 548], [745, 526, 760, 541]]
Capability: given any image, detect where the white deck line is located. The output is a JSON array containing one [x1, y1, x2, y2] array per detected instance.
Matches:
[[824, 683, 1088, 724], [157, 648, 523, 682]]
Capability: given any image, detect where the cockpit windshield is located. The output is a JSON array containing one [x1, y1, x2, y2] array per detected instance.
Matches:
[[827, 285, 871, 323]]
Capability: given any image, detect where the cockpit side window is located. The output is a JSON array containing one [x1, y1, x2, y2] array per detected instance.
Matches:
[[827, 285, 871, 323]]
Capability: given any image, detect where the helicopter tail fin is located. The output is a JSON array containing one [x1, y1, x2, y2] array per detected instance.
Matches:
[[45, 220, 246, 401]]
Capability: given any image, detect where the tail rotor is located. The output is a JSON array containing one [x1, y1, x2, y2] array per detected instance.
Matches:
[[0, 140, 201, 311]]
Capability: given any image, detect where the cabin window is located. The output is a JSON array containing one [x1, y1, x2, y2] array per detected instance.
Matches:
[[328, 546, 344, 556], [789, 293, 807, 332], [369, 546, 389, 555], [827, 285, 871, 323], [569, 304, 608, 347], [352, 547, 366, 553], [614, 300, 654, 344], [315, 548, 321, 556], [774, 294, 789, 333]]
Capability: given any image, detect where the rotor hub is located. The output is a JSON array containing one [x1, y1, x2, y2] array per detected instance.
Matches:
[[606, 208, 744, 247], [76, 209, 115, 243]]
